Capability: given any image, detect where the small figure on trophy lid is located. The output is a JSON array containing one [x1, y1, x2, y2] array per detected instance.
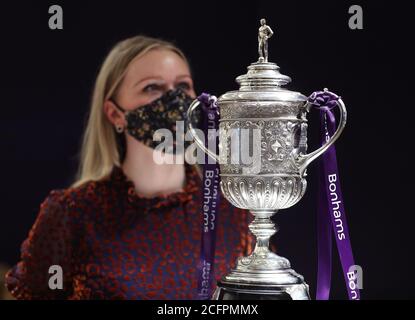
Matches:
[[258, 18, 274, 62]]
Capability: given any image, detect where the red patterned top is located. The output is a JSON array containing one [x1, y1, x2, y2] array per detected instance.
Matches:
[[5, 164, 254, 299]]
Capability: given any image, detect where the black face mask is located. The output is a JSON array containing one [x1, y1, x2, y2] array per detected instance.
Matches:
[[111, 88, 199, 154]]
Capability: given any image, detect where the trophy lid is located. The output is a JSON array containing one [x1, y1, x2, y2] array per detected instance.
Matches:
[[218, 19, 306, 104]]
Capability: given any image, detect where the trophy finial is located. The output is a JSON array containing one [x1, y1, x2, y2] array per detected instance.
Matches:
[[258, 18, 274, 63]]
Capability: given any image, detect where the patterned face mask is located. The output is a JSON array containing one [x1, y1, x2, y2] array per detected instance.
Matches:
[[111, 88, 199, 153]]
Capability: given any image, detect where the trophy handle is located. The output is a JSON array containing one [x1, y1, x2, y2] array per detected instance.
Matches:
[[298, 98, 347, 176], [187, 98, 220, 162]]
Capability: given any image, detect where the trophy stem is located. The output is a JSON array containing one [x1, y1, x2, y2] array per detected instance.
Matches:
[[249, 210, 278, 259]]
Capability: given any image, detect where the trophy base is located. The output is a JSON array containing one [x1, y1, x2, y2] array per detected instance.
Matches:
[[212, 279, 310, 300], [211, 268, 310, 300]]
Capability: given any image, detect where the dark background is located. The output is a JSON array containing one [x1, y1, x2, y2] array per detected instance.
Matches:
[[0, 0, 413, 299]]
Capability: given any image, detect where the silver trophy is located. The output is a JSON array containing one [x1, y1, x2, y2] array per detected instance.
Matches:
[[187, 19, 347, 300]]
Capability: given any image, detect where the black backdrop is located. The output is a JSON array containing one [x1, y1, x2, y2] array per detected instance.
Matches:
[[0, 0, 413, 299]]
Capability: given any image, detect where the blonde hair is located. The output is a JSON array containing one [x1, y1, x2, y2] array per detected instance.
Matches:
[[72, 35, 189, 188]]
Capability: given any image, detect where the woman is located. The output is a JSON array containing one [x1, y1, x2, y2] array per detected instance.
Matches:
[[5, 35, 253, 299]]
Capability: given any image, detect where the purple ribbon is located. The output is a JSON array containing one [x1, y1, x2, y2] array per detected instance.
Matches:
[[195, 93, 221, 299], [309, 90, 360, 300]]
